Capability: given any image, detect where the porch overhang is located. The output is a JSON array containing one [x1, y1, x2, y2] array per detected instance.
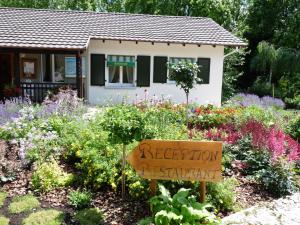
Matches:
[[0, 46, 85, 101]]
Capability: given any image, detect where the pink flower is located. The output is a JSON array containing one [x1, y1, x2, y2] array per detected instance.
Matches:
[[267, 128, 286, 160]]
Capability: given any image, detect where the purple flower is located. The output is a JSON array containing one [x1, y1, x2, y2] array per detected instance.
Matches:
[[229, 93, 285, 109]]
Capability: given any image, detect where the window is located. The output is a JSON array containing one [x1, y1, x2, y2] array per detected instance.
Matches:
[[168, 57, 196, 83], [107, 55, 135, 86], [52, 55, 86, 83]]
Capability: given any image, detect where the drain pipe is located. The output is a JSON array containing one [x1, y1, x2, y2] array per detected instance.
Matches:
[[224, 47, 240, 59]]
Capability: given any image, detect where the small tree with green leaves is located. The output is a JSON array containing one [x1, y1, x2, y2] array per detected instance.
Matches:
[[169, 62, 202, 125], [101, 104, 153, 199]]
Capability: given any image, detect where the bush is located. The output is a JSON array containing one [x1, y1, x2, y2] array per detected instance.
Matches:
[[31, 160, 73, 193], [256, 159, 299, 197], [206, 178, 238, 212], [286, 115, 300, 141], [68, 190, 92, 209], [139, 184, 220, 225], [74, 208, 103, 225]]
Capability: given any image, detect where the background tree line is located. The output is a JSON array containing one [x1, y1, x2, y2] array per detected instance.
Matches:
[[0, 0, 299, 107]]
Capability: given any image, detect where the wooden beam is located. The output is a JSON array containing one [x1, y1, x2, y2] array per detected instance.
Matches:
[[44, 53, 51, 82], [76, 52, 83, 98], [0, 47, 80, 55], [13, 52, 20, 88]]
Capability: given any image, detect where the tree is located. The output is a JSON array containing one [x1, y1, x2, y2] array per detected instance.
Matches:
[[101, 105, 153, 199], [168, 62, 201, 126], [251, 41, 277, 84]]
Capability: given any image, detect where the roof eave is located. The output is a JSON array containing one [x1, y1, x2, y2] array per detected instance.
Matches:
[[89, 36, 247, 47]]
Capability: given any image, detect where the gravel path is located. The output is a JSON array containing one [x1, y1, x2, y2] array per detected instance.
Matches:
[[222, 192, 300, 225]]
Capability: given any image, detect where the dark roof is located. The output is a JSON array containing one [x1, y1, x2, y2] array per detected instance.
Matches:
[[0, 7, 246, 50]]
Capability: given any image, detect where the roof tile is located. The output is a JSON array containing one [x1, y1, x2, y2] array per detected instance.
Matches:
[[0, 7, 246, 50]]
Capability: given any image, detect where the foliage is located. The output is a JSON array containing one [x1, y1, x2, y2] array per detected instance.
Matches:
[[206, 178, 238, 212], [168, 62, 201, 104], [8, 195, 40, 214], [286, 115, 300, 141], [256, 159, 299, 197], [101, 104, 153, 145], [31, 160, 73, 193], [74, 208, 103, 225], [69, 126, 119, 189], [0, 192, 7, 208], [139, 184, 220, 225], [222, 49, 245, 101], [68, 190, 92, 209], [125, 167, 149, 199], [22, 209, 64, 225], [0, 216, 9, 225]]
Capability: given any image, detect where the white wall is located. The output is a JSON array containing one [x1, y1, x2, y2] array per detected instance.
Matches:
[[86, 40, 224, 106]]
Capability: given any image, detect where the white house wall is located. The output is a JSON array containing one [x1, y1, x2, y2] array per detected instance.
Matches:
[[87, 40, 224, 106]]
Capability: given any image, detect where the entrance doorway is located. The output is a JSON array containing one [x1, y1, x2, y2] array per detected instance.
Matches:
[[0, 53, 13, 99]]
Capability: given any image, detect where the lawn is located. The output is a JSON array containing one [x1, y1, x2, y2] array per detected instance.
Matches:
[[0, 89, 299, 224]]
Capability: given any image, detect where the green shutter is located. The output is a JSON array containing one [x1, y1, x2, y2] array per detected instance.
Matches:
[[197, 58, 211, 84], [136, 55, 151, 87], [153, 56, 168, 83], [91, 54, 105, 86]]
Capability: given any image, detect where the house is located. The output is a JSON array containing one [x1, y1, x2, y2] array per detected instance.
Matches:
[[0, 7, 245, 105]]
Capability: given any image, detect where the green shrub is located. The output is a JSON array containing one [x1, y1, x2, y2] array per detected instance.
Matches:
[[235, 106, 275, 126], [139, 184, 220, 225], [126, 167, 150, 199], [31, 160, 73, 193], [206, 178, 238, 212], [8, 195, 40, 214], [0, 192, 7, 207], [286, 114, 300, 141], [0, 216, 9, 225], [22, 209, 64, 225], [256, 159, 299, 197], [74, 208, 103, 225], [68, 190, 92, 209], [101, 104, 153, 145]]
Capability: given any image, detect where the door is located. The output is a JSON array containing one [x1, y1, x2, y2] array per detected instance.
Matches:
[[0, 54, 12, 98]]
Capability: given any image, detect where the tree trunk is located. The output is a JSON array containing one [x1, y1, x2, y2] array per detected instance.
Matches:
[[186, 92, 189, 138], [122, 144, 126, 199], [269, 68, 272, 84]]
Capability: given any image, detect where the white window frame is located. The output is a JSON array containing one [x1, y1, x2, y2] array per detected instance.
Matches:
[[105, 55, 136, 88]]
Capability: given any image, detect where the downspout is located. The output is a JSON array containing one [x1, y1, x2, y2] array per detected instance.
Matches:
[[224, 47, 240, 59]]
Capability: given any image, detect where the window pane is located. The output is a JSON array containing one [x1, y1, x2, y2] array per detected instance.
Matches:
[[54, 55, 65, 82], [123, 66, 134, 84], [109, 66, 120, 83]]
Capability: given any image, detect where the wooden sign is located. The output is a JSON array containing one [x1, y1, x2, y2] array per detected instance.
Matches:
[[126, 140, 222, 182]]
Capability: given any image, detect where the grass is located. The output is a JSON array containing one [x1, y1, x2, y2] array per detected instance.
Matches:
[[22, 209, 64, 225], [0, 216, 9, 225], [8, 195, 40, 214], [74, 208, 103, 225], [0, 192, 7, 208]]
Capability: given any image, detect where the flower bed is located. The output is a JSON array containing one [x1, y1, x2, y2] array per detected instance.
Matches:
[[0, 91, 299, 224]]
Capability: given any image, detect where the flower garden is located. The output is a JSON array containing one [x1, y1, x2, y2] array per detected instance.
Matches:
[[0, 89, 299, 225]]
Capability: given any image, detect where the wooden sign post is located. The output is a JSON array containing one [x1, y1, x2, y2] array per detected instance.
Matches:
[[127, 140, 222, 202]]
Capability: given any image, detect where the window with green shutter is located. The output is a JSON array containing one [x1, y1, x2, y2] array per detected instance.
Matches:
[[153, 56, 168, 83], [197, 58, 211, 84], [136, 55, 150, 87], [91, 54, 105, 86]]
